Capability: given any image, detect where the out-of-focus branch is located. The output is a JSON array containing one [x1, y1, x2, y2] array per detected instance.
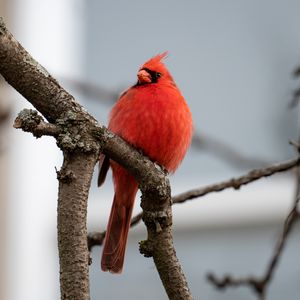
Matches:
[[61, 77, 120, 105], [88, 210, 144, 250], [0, 78, 10, 126], [289, 64, 300, 108], [192, 133, 270, 168], [88, 157, 299, 248], [0, 104, 9, 124], [207, 195, 300, 300], [0, 98, 10, 152]]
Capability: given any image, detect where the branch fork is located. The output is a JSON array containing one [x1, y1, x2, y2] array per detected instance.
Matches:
[[0, 17, 193, 300]]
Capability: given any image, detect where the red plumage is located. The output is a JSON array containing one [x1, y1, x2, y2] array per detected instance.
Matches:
[[99, 52, 193, 273]]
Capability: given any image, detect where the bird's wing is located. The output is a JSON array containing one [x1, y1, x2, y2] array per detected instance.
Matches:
[[97, 154, 110, 187]]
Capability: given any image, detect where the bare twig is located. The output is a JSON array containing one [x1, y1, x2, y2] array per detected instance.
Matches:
[[0, 98, 10, 153], [208, 70, 300, 298], [0, 105, 9, 124], [262, 197, 300, 285], [14, 109, 60, 138], [88, 157, 299, 248], [289, 64, 300, 108], [172, 157, 299, 204], [294, 65, 300, 77], [207, 196, 300, 300], [207, 274, 265, 296], [194, 155, 300, 299]]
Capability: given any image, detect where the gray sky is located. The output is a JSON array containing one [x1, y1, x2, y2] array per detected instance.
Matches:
[[85, 0, 299, 182]]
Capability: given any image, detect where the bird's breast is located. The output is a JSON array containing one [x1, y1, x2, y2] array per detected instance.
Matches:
[[109, 84, 193, 172]]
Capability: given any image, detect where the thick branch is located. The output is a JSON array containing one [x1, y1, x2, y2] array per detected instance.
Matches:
[[140, 188, 193, 300], [0, 18, 192, 300], [0, 19, 96, 124], [57, 152, 98, 299], [93, 128, 193, 300]]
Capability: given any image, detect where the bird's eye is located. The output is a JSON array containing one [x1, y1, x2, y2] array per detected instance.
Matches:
[[156, 72, 162, 78]]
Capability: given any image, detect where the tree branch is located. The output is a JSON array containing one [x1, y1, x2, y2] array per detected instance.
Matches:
[[57, 152, 97, 299], [88, 156, 299, 249], [290, 64, 300, 108], [207, 196, 300, 300], [0, 104, 9, 124], [0, 96, 10, 153], [172, 157, 299, 204], [13, 109, 60, 138], [0, 17, 192, 300], [207, 137, 300, 299], [93, 128, 193, 300]]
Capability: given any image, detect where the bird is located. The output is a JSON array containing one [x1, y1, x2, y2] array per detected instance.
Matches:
[[98, 52, 193, 273]]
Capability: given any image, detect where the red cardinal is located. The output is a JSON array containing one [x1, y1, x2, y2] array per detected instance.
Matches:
[[98, 52, 193, 273]]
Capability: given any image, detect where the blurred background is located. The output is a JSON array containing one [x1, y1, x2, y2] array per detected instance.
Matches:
[[1, 0, 300, 299]]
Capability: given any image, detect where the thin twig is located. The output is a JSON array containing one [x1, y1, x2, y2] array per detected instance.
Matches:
[[88, 157, 299, 248], [173, 157, 298, 204], [289, 64, 300, 108], [0, 106, 9, 124], [207, 199, 300, 299], [14, 109, 60, 138], [0, 98, 10, 153]]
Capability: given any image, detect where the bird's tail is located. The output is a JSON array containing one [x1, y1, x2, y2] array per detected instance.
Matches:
[[101, 185, 138, 273]]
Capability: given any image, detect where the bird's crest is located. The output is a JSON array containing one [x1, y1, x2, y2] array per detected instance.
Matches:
[[140, 52, 174, 82], [141, 52, 168, 70]]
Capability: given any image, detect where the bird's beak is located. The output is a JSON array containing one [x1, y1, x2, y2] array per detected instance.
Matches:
[[137, 69, 152, 84]]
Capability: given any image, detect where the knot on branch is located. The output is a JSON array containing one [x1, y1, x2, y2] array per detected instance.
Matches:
[[139, 240, 154, 257], [56, 168, 76, 184], [91, 125, 113, 144], [230, 178, 242, 190], [56, 111, 99, 153], [140, 170, 171, 202], [142, 210, 172, 233], [14, 108, 59, 138]]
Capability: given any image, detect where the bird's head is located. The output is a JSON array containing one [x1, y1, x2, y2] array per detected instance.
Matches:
[[137, 52, 174, 85]]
